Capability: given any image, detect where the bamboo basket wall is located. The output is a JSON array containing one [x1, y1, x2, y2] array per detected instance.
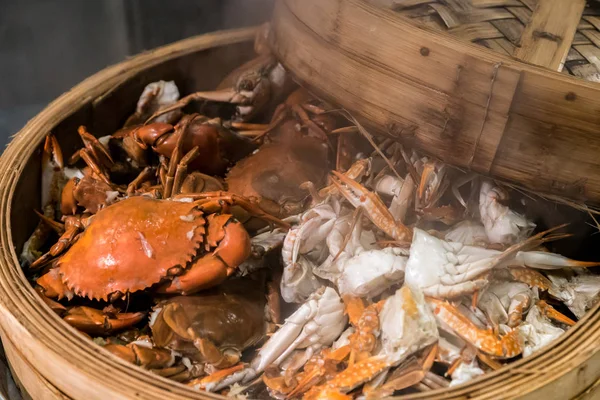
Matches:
[[0, 18, 598, 400], [269, 0, 600, 207]]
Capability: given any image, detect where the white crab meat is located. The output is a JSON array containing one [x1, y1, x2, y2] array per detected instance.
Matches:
[[445, 220, 489, 246], [336, 248, 407, 298], [332, 327, 355, 350], [437, 329, 466, 366], [405, 229, 505, 298], [136, 80, 180, 123], [518, 305, 565, 357], [251, 286, 347, 373], [378, 285, 439, 365], [374, 173, 414, 222], [479, 180, 535, 245], [449, 360, 485, 387], [280, 202, 340, 301], [280, 256, 324, 303], [314, 213, 377, 282], [547, 272, 600, 319]]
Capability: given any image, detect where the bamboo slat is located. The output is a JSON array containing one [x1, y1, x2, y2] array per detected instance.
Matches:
[[513, 0, 585, 69], [269, 0, 600, 206]]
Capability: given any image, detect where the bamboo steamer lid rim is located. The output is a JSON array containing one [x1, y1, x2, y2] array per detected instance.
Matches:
[[0, 17, 596, 400]]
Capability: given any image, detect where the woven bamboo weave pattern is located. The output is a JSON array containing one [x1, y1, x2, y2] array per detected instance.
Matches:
[[375, 0, 600, 81]]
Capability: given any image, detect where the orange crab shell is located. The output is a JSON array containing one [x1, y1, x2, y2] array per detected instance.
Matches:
[[58, 196, 206, 301]]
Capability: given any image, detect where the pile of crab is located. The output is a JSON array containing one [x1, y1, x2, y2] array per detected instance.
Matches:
[[21, 28, 600, 399]]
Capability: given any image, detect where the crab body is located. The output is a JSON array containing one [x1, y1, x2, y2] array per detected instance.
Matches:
[[150, 282, 267, 367], [226, 120, 331, 218], [37, 196, 251, 301]]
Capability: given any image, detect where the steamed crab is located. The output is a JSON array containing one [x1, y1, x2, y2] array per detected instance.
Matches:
[[144, 276, 279, 388], [37, 194, 284, 299], [226, 108, 333, 219]]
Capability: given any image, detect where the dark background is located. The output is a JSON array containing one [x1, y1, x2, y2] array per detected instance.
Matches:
[[0, 0, 274, 149]]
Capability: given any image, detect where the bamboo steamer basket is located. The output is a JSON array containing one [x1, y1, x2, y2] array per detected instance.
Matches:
[[269, 0, 600, 206], [0, 13, 597, 400]]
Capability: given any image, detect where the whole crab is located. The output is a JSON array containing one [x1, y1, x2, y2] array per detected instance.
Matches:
[[149, 277, 275, 370], [37, 194, 285, 304]]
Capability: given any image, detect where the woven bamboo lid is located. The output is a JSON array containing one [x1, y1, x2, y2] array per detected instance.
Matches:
[[377, 0, 600, 81]]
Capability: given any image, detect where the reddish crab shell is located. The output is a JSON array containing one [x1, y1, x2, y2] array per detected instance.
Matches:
[[226, 120, 330, 218], [57, 196, 207, 301]]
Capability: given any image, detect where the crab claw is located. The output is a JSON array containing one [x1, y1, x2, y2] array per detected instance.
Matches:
[[330, 170, 411, 242], [251, 287, 347, 374], [43, 134, 64, 169], [428, 297, 522, 359], [158, 215, 251, 295], [63, 306, 146, 336], [78, 126, 114, 167], [417, 161, 446, 207]]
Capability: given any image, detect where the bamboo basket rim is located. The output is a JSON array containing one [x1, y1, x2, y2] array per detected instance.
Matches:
[[0, 15, 596, 400]]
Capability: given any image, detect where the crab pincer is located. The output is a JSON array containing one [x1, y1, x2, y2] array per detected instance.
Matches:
[[330, 170, 412, 243]]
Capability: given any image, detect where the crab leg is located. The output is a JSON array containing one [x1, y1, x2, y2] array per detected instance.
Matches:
[[172, 146, 200, 196], [364, 344, 438, 398], [44, 134, 64, 169], [146, 88, 241, 123], [428, 298, 522, 359], [319, 158, 371, 198], [126, 166, 156, 195], [280, 346, 351, 398], [78, 126, 113, 167], [163, 116, 194, 198], [345, 297, 385, 366], [176, 191, 290, 229], [330, 170, 412, 242], [30, 225, 81, 270], [63, 306, 146, 335], [34, 209, 65, 234], [104, 343, 174, 369], [512, 251, 600, 269], [417, 161, 447, 208]]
